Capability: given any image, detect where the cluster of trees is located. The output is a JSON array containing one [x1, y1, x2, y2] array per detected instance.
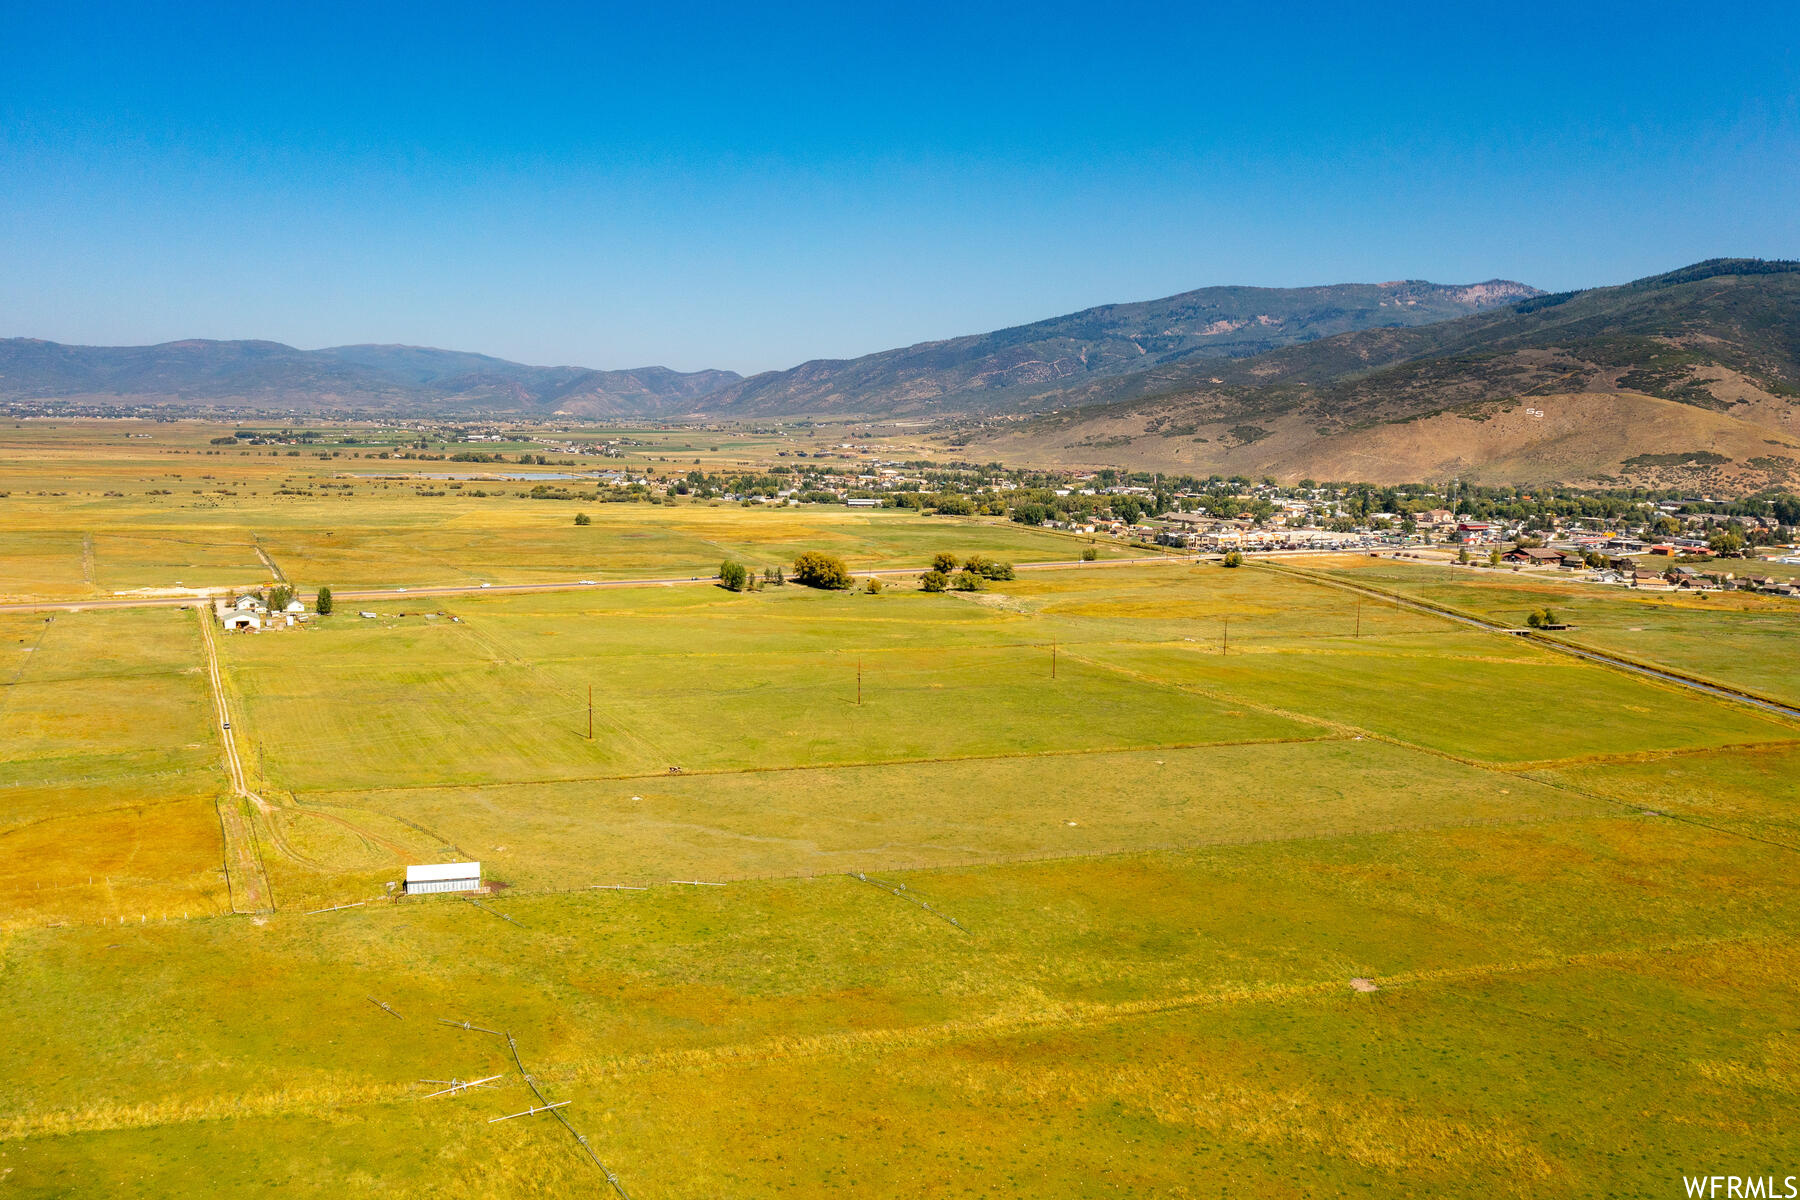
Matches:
[[1525, 607, 1559, 628], [1007, 489, 1180, 527], [920, 551, 1015, 592], [890, 492, 983, 515], [719, 561, 791, 592], [791, 551, 852, 590]]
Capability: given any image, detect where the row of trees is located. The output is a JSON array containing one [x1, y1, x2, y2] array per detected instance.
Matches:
[[719, 561, 793, 591], [716, 550, 1019, 595]]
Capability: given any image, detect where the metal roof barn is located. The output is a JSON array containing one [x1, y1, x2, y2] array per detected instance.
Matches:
[[405, 862, 482, 895]]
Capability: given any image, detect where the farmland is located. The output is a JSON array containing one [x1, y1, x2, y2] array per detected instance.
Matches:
[[1302, 555, 1800, 707], [3, 423, 1799, 1196]]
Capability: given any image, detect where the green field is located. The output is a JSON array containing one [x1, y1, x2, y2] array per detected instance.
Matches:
[[4, 424, 1800, 1196], [1305, 556, 1800, 706]]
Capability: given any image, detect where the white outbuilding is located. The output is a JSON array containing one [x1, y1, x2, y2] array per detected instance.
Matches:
[[404, 862, 482, 895]]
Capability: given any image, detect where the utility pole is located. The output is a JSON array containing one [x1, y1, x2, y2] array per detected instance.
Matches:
[[1222, 616, 1229, 655], [857, 659, 863, 707], [1355, 599, 1361, 638], [587, 685, 593, 740], [1051, 640, 1057, 680]]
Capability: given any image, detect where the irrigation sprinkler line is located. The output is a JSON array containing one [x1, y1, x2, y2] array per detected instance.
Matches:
[[304, 901, 366, 915], [590, 884, 649, 890], [489, 1100, 570, 1123], [848, 871, 968, 932], [459, 896, 527, 928], [503, 1030, 633, 1200], [421, 1074, 503, 1099], [670, 879, 724, 886], [366, 996, 403, 1020], [438, 1018, 505, 1036]]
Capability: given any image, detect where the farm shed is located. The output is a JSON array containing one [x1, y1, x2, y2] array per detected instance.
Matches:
[[222, 611, 261, 631], [405, 862, 482, 895]]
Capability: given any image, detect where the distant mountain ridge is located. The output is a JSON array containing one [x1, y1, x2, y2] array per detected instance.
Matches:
[[9, 262, 1795, 491], [0, 277, 1538, 417], [696, 279, 1542, 416], [953, 259, 1800, 490], [0, 338, 740, 415]]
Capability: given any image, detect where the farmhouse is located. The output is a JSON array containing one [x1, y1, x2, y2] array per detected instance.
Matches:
[[214, 598, 262, 631], [404, 862, 482, 895]]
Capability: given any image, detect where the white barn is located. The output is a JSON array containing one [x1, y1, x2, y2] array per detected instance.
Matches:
[[405, 862, 482, 895]]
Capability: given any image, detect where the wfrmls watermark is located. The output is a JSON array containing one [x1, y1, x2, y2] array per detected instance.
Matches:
[[1684, 1177, 1799, 1198]]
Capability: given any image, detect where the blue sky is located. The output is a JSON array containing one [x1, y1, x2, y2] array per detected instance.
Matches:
[[3, 1, 1796, 373]]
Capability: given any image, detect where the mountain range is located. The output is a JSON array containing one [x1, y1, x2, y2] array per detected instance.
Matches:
[[0, 278, 1536, 417], [4, 260, 1797, 489], [0, 338, 739, 415], [951, 259, 1800, 489]]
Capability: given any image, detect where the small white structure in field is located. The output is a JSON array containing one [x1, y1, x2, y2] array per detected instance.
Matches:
[[405, 862, 482, 895], [284, 599, 305, 614]]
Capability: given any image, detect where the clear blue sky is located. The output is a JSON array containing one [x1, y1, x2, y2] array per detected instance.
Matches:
[[3, 1, 1796, 373]]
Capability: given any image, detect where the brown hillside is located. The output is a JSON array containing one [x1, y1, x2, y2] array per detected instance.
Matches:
[[948, 389, 1800, 489]]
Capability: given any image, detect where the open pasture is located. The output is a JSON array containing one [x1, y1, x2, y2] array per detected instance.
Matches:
[[5, 807, 1800, 1196], [0, 420, 1122, 598], [223, 578, 1315, 794], [252, 502, 1121, 591], [308, 738, 1599, 895], [207, 561, 1798, 909], [0, 608, 229, 927], [1305, 555, 1800, 706]]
